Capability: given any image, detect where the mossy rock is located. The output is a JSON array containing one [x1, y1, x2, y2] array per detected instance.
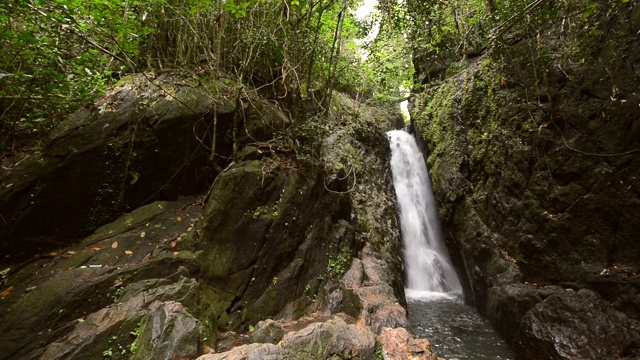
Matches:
[[195, 159, 352, 330]]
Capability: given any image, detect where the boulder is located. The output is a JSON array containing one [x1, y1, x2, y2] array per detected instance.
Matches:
[[485, 283, 563, 342], [199, 317, 378, 360], [341, 244, 409, 334], [280, 318, 376, 359], [36, 278, 201, 360], [378, 327, 438, 360], [197, 343, 287, 360], [130, 301, 201, 360], [0, 72, 289, 265], [0, 197, 204, 360], [515, 289, 640, 359], [195, 159, 353, 326], [248, 319, 287, 344]]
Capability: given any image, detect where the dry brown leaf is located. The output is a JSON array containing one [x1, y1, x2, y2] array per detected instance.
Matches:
[[202, 345, 214, 354], [1, 286, 15, 298]]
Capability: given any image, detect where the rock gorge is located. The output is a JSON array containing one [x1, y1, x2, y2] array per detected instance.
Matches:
[[0, 0, 639, 359]]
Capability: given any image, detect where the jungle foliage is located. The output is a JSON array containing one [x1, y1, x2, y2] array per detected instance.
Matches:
[[0, 0, 412, 156], [397, 0, 635, 85], [4, 0, 628, 156]]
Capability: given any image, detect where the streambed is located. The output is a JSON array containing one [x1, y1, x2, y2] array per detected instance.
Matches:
[[406, 291, 514, 359]]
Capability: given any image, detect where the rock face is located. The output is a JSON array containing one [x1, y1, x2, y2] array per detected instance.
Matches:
[[0, 197, 206, 359], [196, 157, 353, 324], [411, 1, 640, 357], [40, 281, 202, 360], [0, 75, 434, 359]]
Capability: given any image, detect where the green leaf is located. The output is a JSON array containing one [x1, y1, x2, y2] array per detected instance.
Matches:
[[583, 4, 599, 19], [17, 31, 38, 44]]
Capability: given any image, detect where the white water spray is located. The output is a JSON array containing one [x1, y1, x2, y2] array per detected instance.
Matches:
[[388, 130, 462, 299]]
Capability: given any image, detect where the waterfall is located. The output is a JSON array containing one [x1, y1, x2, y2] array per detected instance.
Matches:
[[387, 131, 513, 359], [387, 130, 462, 299]]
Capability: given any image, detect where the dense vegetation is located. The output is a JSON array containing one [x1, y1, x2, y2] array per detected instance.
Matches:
[[0, 0, 414, 156], [2, 0, 633, 155]]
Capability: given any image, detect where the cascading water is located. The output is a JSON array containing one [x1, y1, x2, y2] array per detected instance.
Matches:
[[387, 129, 462, 296], [388, 129, 513, 359]]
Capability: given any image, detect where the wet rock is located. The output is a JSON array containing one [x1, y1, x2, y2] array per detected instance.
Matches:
[[515, 289, 640, 359], [486, 283, 563, 342], [378, 327, 438, 360]]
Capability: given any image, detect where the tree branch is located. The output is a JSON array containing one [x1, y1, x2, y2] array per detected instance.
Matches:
[[61, 25, 127, 65]]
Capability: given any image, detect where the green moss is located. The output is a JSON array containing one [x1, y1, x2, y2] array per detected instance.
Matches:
[[326, 246, 352, 280], [376, 341, 384, 360], [128, 321, 143, 356], [240, 286, 278, 326], [250, 204, 279, 219]]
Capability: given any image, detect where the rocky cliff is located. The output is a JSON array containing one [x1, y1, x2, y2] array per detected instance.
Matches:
[[0, 72, 435, 359], [411, 1, 640, 358]]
